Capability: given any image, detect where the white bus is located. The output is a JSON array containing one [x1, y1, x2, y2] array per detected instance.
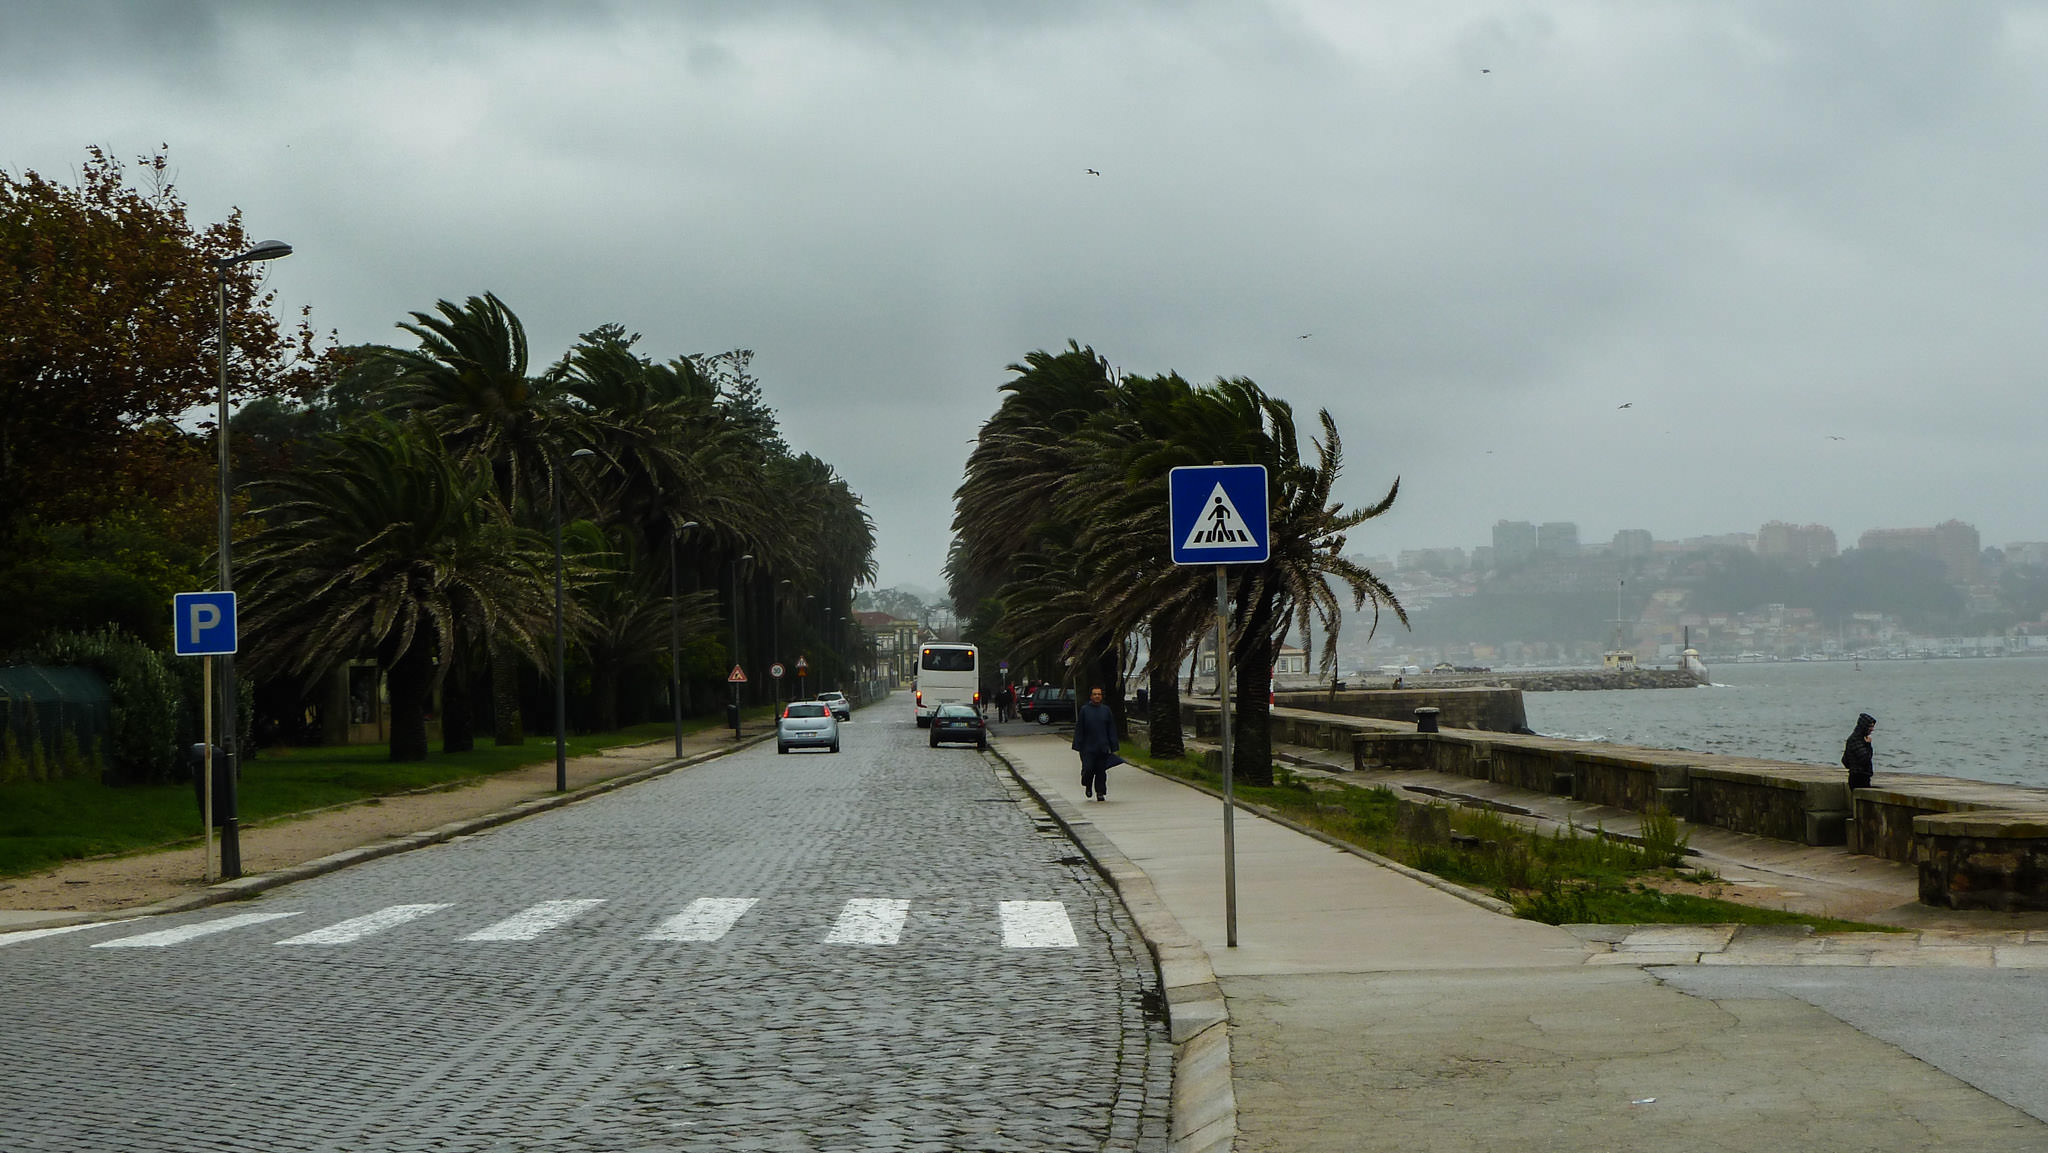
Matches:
[[913, 642, 979, 727]]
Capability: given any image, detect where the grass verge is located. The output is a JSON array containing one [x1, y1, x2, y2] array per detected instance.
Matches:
[[0, 710, 774, 879], [1128, 749, 1898, 933]]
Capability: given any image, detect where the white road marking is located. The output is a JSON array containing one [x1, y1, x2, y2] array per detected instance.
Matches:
[[0, 920, 143, 947], [1000, 900, 1079, 948], [91, 911, 302, 948], [461, 899, 606, 942], [824, 898, 910, 945], [276, 903, 452, 946], [644, 898, 759, 942]]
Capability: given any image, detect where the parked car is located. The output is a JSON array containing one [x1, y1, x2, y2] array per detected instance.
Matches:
[[777, 701, 840, 754], [1021, 686, 1076, 725], [817, 690, 851, 720], [929, 703, 987, 749]]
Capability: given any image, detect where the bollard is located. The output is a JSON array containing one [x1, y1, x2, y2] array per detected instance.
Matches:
[[1414, 706, 1440, 734]]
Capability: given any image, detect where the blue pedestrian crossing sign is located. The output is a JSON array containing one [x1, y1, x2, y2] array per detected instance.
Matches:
[[1169, 464, 1270, 565], [173, 591, 238, 656]]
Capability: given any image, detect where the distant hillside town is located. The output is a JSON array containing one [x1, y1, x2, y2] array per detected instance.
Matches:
[[1349, 518, 2048, 671]]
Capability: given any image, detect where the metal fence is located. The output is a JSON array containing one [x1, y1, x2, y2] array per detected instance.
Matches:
[[0, 665, 111, 783]]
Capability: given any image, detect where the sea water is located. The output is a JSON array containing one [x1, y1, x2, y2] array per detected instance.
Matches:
[[1520, 656, 2048, 789]]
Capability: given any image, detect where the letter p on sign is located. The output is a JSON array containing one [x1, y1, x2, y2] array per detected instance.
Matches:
[[173, 592, 238, 657]]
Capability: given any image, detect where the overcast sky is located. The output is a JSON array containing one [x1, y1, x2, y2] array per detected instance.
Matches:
[[9, 2, 2048, 591]]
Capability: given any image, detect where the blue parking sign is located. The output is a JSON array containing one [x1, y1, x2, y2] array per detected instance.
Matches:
[[1169, 465, 1270, 565], [173, 591, 238, 656]]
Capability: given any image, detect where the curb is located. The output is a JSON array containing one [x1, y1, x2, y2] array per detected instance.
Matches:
[[985, 743, 1236, 1153], [17, 732, 776, 930]]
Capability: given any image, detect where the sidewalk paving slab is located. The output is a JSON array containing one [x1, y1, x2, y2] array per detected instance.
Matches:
[[991, 728, 2048, 1152]]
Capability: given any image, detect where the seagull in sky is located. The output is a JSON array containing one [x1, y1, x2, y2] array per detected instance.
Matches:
[[1481, 69, 1491, 74], [1827, 435, 1845, 441], [1617, 402, 1633, 409], [1085, 168, 1100, 176], [1298, 333, 1312, 339]]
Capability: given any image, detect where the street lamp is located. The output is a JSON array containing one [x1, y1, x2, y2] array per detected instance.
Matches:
[[554, 447, 596, 792], [669, 520, 699, 757], [729, 553, 753, 735], [210, 238, 292, 880], [772, 578, 792, 705]]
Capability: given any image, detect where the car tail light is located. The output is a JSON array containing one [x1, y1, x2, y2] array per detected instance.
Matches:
[[973, 691, 980, 705], [915, 690, 923, 705]]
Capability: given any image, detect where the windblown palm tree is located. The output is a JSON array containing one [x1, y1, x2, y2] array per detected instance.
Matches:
[[351, 293, 580, 744], [237, 419, 560, 762]]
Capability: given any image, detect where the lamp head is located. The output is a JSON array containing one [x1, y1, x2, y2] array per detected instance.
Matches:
[[215, 240, 293, 268]]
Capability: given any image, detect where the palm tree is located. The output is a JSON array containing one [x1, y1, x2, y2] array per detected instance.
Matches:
[[352, 293, 581, 745], [1223, 400, 1405, 784], [237, 419, 560, 761]]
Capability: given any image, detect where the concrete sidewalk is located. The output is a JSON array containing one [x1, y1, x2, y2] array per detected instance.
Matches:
[[995, 731, 2048, 1153]]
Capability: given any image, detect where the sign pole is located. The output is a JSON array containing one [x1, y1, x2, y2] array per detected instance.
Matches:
[[1217, 565, 1237, 948], [202, 655, 215, 883], [1168, 462, 1266, 952]]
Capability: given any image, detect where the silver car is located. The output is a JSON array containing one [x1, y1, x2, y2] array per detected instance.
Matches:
[[817, 690, 851, 721], [777, 701, 840, 754]]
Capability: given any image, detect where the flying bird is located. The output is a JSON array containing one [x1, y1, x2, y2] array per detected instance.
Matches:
[[1481, 69, 1491, 74], [1086, 168, 1100, 176], [1617, 402, 1633, 409], [1827, 435, 1845, 441], [1298, 333, 1312, 339]]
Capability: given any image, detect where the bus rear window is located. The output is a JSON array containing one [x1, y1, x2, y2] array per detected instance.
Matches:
[[921, 648, 974, 672]]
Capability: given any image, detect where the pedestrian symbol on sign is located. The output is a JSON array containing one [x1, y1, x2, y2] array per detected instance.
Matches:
[[1182, 484, 1256, 550]]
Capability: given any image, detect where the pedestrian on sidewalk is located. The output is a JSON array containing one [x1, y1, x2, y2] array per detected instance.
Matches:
[[1073, 686, 1119, 802], [1842, 711, 1876, 791]]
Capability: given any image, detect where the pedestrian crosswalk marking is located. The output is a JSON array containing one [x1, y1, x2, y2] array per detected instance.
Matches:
[[277, 903, 451, 946], [32, 898, 1082, 951], [92, 911, 302, 949], [823, 898, 911, 945], [999, 900, 1079, 948], [0, 920, 141, 947], [1180, 483, 1256, 550], [644, 897, 758, 942], [461, 899, 606, 942]]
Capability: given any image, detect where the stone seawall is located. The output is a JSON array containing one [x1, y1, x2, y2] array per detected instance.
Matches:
[[1185, 699, 2048, 909], [1270, 687, 1527, 733]]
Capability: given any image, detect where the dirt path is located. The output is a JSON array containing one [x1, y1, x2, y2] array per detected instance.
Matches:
[[0, 730, 754, 916]]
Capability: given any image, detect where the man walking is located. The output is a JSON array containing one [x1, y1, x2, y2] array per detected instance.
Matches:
[[1073, 686, 1119, 802]]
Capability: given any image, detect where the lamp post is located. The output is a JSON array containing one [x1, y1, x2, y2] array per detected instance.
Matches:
[[729, 553, 753, 735], [669, 520, 699, 758], [210, 238, 291, 880], [772, 578, 792, 705], [554, 447, 595, 792]]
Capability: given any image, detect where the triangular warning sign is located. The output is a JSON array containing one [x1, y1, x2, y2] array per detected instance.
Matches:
[[1181, 483, 1257, 550], [727, 664, 748, 683]]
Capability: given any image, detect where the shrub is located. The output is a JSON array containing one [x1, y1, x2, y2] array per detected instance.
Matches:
[[1638, 804, 1691, 868]]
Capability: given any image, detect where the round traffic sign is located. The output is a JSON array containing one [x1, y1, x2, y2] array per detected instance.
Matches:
[[770, 662, 786, 678]]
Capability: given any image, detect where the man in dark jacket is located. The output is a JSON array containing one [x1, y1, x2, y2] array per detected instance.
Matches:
[[1842, 712, 1876, 791], [1072, 686, 1119, 802]]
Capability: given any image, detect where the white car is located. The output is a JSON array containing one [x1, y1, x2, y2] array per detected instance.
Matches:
[[817, 691, 851, 721], [777, 701, 840, 754]]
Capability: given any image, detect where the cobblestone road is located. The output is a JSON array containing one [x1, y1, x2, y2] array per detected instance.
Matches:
[[0, 704, 1172, 1151]]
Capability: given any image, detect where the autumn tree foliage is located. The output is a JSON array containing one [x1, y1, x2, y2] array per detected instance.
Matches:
[[0, 147, 312, 537]]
